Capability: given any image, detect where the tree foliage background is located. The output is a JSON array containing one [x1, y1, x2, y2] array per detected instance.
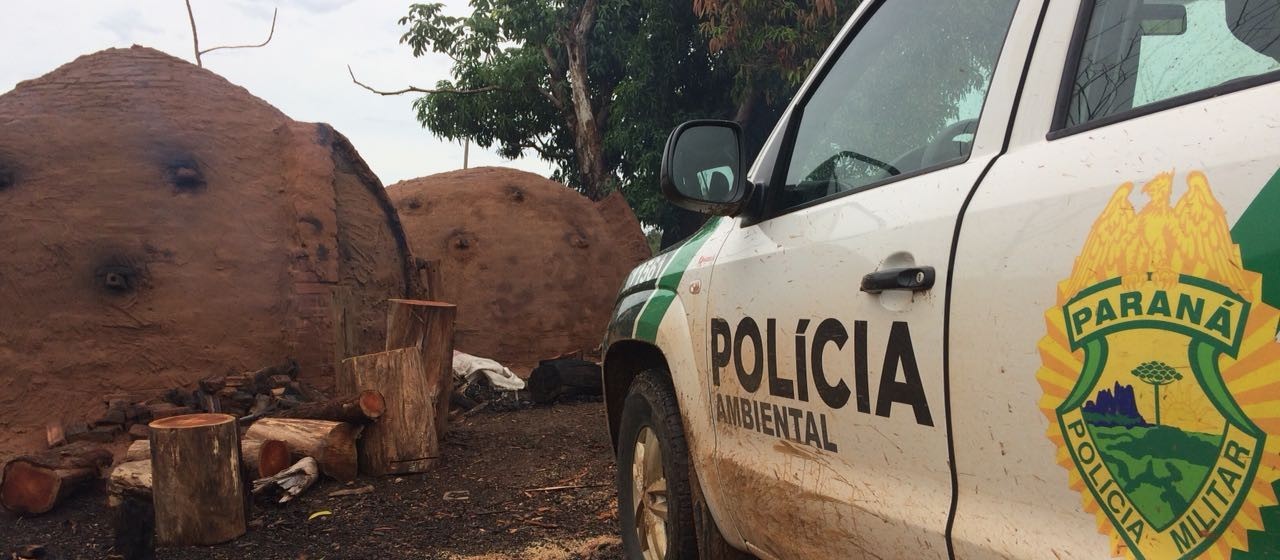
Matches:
[[397, 0, 859, 245]]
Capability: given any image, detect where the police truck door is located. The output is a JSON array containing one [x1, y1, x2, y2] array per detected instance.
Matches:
[[702, 0, 1039, 558], [949, 0, 1280, 557]]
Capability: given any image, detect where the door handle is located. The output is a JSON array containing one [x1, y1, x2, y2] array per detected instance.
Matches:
[[860, 266, 936, 294]]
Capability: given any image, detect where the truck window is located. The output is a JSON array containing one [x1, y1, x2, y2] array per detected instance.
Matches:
[[773, 0, 1020, 212], [1063, 0, 1280, 128]]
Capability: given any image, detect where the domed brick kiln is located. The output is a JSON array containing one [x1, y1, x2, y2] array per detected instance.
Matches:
[[387, 167, 650, 368], [0, 47, 418, 448]]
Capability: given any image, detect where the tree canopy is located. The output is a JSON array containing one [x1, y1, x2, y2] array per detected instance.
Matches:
[[395, 0, 858, 238]]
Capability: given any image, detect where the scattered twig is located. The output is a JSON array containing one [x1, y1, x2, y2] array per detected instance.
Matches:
[[327, 484, 375, 498], [521, 482, 608, 493], [347, 65, 501, 96], [461, 401, 491, 419]]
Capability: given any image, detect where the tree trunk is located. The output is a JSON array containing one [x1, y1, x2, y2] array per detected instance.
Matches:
[[270, 390, 385, 424], [149, 413, 246, 546], [242, 417, 359, 481], [240, 438, 291, 478], [733, 86, 758, 125], [0, 441, 112, 515], [108, 460, 155, 560], [565, 0, 608, 201], [384, 299, 456, 442], [338, 347, 439, 475]]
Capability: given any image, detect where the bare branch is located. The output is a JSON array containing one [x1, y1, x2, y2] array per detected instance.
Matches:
[[200, 8, 277, 56], [185, 0, 202, 67], [347, 65, 500, 96]]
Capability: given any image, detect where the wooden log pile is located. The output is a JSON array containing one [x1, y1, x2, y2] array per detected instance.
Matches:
[[3, 293, 461, 558]]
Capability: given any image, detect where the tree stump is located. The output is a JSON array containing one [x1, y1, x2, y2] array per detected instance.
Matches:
[[240, 438, 291, 478], [108, 459, 155, 560], [0, 441, 112, 515], [384, 299, 456, 441], [149, 413, 246, 546], [242, 418, 359, 481], [338, 347, 439, 475]]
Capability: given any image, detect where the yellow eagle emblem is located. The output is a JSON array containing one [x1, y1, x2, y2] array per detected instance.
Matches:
[[1067, 171, 1251, 299]]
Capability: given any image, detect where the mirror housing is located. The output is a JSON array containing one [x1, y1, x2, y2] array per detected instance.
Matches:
[[660, 120, 751, 216]]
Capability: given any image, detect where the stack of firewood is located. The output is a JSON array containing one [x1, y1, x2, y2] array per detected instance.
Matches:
[[3, 296, 460, 555], [41, 359, 319, 453], [164, 359, 324, 420]]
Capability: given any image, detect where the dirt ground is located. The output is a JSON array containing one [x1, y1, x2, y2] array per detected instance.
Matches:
[[0, 402, 622, 560]]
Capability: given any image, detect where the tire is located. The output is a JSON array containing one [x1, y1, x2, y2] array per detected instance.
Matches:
[[617, 370, 698, 560]]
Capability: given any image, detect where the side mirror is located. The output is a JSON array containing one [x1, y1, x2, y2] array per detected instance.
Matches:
[[660, 120, 751, 216]]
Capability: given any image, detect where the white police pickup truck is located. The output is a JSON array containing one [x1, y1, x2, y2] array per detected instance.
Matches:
[[600, 0, 1280, 558]]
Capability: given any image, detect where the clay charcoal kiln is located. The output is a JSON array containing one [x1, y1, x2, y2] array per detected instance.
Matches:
[[387, 167, 651, 368], [0, 47, 419, 451]]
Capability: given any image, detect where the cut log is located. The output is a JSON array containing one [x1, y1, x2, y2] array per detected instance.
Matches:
[[242, 417, 359, 481], [148, 404, 193, 420], [338, 348, 438, 475], [249, 359, 299, 394], [384, 299, 456, 441], [45, 422, 65, 449], [240, 438, 291, 478], [64, 422, 89, 443], [527, 358, 604, 404], [271, 390, 385, 424], [128, 423, 151, 440], [196, 390, 221, 413], [108, 460, 154, 560], [198, 376, 226, 394], [149, 413, 246, 546], [0, 441, 113, 515], [247, 393, 275, 418], [126, 439, 151, 462], [108, 459, 152, 500]]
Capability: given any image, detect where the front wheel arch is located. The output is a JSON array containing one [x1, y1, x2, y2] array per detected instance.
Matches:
[[604, 340, 671, 451]]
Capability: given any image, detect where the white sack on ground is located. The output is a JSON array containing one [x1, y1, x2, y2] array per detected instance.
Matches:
[[453, 350, 526, 391]]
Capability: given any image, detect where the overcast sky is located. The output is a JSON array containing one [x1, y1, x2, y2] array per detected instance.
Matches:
[[0, 0, 555, 186]]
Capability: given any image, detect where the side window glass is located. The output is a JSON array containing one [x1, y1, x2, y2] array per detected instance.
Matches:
[[775, 0, 1020, 212], [1065, 0, 1280, 128], [696, 166, 734, 201]]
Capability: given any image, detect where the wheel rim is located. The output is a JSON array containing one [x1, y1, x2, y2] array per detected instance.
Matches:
[[631, 426, 668, 560]]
